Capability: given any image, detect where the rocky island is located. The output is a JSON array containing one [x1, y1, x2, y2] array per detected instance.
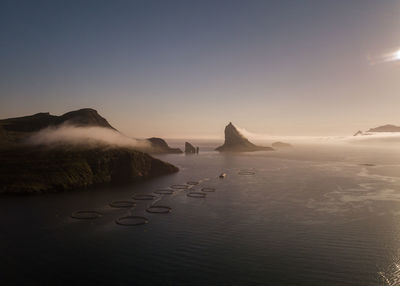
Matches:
[[0, 108, 179, 194], [216, 122, 273, 152]]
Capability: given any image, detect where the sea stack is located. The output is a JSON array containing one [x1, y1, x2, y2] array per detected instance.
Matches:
[[215, 122, 273, 152], [185, 142, 196, 154]]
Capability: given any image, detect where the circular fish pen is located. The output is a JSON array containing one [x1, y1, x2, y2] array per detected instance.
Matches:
[[201, 187, 216, 192], [238, 171, 256, 176], [154, 189, 174, 195], [115, 216, 149, 226], [187, 192, 207, 198], [170, 184, 190, 190], [71, 210, 103, 220], [187, 181, 199, 186], [109, 201, 136, 208], [132, 194, 156, 201], [146, 205, 172, 214]]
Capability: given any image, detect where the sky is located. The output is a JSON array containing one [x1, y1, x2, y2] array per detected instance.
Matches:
[[1, 0, 400, 138]]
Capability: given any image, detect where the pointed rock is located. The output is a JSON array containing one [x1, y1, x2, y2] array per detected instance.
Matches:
[[185, 142, 196, 154], [215, 122, 273, 152]]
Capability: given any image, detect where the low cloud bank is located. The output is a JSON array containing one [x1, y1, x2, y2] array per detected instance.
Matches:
[[27, 125, 149, 149], [236, 126, 400, 147]]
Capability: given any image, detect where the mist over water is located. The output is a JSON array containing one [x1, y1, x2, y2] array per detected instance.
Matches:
[[235, 126, 400, 148]]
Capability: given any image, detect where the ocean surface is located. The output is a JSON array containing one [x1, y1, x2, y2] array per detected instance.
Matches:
[[1, 143, 400, 285]]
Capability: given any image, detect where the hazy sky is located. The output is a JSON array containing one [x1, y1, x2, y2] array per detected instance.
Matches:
[[1, 0, 400, 138]]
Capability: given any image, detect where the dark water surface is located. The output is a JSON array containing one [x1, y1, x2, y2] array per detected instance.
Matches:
[[1, 145, 400, 285]]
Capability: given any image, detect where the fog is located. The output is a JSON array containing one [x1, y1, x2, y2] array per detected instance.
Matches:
[[27, 125, 150, 149], [236, 127, 400, 148]]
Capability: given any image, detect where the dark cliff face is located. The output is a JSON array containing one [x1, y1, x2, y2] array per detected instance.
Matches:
[[146, 137, 183, 154], [185, 142, 196, 153], [216, 122, 273, 152], [0, 145, 178, 194]]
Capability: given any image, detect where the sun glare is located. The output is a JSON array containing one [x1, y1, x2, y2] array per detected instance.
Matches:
[[395, 49, 400, 60]]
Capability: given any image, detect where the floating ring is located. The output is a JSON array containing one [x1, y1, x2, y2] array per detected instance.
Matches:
[[109, 200, 136, 208], [170, 184, 190, 190], [146, 205, 172, 214], [115, 216, 149, 226], [238, 171, 255, 175], [187, 192, 206, 198], [71, 210, 103, 220], [154, 189, 174, 195], [187, 181, 199, 185], [201, 187, 216, 192], [132, 194, 156, 201]]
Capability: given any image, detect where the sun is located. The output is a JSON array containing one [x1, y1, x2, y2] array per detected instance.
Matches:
[[395, 49, 400, 60]]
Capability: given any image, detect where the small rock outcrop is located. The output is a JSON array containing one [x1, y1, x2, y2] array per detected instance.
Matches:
[[216, 122, 273, 152], [146, 137, 183, 154], [185, 142, 196, 154], [271, 141, 292, 148]]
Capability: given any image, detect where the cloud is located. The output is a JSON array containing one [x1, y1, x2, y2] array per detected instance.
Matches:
[[26, 124, 149, 149], [235, 125, 400, 147]]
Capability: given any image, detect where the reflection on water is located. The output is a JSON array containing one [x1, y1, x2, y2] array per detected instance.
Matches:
[[1, 144, 400, 285]]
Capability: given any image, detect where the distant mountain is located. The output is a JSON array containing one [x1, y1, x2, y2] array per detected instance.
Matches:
[[0, 108, 115, 144], [0, 108, 115, 132], [367, 124, 400, 132], [216, 122, 273, 152], [353, 130, 363, 136], [0, 109, 182, 154]]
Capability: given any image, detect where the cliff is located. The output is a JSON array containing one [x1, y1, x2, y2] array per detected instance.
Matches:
[[0, 145, 178, 194], [0, 108, 180, 194], [185, 142, 196, 153], [216, 122, 273, 152], [0, 109, 183, 154]]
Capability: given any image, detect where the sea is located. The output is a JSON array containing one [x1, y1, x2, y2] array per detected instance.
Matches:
[[1, 141, 400, 285]]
